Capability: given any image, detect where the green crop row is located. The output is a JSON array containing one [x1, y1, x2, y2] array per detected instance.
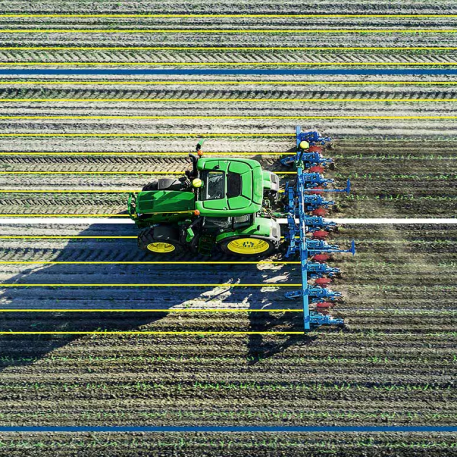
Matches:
[[341, 240, 457, 245], [0, 438, 453, 452], [2, 412, 455, 427], [348, 284, 456, 291], [357, 438, 457, 450], [0, 353, 452, 367], [0, 410, 455, 426], [345, 194, 457, 201], [333, 154, 457, 160], [335, 173, 457, 180], [0, 380, 452, 393]]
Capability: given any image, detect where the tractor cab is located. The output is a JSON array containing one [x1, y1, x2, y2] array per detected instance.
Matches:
[[130, 154, 279, 224]]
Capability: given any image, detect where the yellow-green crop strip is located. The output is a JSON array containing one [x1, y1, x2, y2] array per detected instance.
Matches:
[[1, 14, 456, 17], [3, 111, 457, 121], [0, 172, 188, 175], [0, 235, 137, 239], [0, 331, 305, 335], [0, 309, 302, 312], [1, 80, 457, 86], [0, 171, 297, 178], [0, 214, 131, 217], [0, 133, 292, 137], [0, 189, 161, 193], [1, 62, 457, 66], [3, 98, 457, 102], [0, 261, 300, 265], [0, 152, 285, 156], [0, 283, 300, 287], [2, 46, 457, 51], [1, 29, 457, 33]]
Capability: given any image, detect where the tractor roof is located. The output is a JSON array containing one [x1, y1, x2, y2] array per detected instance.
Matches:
[[133, 157, 265, 219], [195, 157, 263, 216]]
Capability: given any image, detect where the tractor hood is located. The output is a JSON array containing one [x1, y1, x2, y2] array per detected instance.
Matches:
[[195, 158, 263, 217], [135, 190, 195, 214]]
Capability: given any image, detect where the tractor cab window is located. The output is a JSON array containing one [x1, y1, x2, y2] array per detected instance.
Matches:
[[233, 214, 253, 229], [227, 172, 242, 198], [202, 217, 232, 230], [202, 171, 225, 200]]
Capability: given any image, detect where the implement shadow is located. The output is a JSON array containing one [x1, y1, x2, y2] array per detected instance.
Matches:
[[0, 223, 303, 370], [247, 315, 317, 365]]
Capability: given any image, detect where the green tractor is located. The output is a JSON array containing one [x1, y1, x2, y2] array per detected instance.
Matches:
[[128, 145, 281, 257]]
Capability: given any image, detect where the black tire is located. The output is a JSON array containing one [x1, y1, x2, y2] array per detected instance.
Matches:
[[219, 236, 277, 258], [138, 225, 184, 255], [142, 180, 158, 191]]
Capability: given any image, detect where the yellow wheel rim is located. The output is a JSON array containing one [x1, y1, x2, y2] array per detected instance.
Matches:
[[226, 238, 270, 255], [147, 242, 175, 253]]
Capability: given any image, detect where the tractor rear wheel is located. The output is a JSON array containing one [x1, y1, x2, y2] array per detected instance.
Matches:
[[138, 225, 184, 255], [219, 237, 276, 257]]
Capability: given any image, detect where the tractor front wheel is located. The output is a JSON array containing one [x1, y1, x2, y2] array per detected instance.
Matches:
[[219, 237, 276, 257], [138, 225, 184, 255]]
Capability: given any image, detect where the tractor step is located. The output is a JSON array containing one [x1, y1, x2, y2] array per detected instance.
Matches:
[[198, 235, 216, 256]]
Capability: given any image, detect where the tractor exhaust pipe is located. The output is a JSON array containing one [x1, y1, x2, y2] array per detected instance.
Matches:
[[188, 153, 199, 179], [187, 140, 205, 179]]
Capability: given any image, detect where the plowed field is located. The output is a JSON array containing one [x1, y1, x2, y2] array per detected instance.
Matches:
[[0, 0, 456, 455], [0, 76, 456, 217], [0, 225, 455, 442]]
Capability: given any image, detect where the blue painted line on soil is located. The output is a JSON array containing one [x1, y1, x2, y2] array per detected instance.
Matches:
[[0, 426, 456, 433], [2, 69, 457, 76]]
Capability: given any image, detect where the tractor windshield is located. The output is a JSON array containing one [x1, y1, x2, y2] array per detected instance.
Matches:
[[203, 171, 225, 200]]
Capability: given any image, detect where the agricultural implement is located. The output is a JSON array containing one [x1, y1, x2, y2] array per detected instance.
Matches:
[[128, 126, 355, 330]]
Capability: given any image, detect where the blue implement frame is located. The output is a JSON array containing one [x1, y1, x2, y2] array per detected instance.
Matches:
[[283, 126, 355, 331]]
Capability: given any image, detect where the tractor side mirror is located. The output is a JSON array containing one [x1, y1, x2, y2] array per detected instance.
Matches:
[[196, 139, 205, 156]]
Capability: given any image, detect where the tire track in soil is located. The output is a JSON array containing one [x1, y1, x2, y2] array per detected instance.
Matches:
[[3, 87, 457, 98], [3, 0, 457, 14], [4, 51, 457, 66]]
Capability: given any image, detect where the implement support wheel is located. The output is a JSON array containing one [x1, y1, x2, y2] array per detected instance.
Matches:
[[219, 237, 276, 257], [138, 225, 184, 255]]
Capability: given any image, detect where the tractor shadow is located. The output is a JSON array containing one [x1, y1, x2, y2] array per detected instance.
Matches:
[[0, 222, 306, 370]]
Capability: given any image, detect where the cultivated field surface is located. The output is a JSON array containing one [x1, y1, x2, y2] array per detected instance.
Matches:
[[2, 1, 457, 67], [0, 431, 456, 456], [0, 225, 455, 436], [0, 75, 456, 218], [0, 1, 456, 455]]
